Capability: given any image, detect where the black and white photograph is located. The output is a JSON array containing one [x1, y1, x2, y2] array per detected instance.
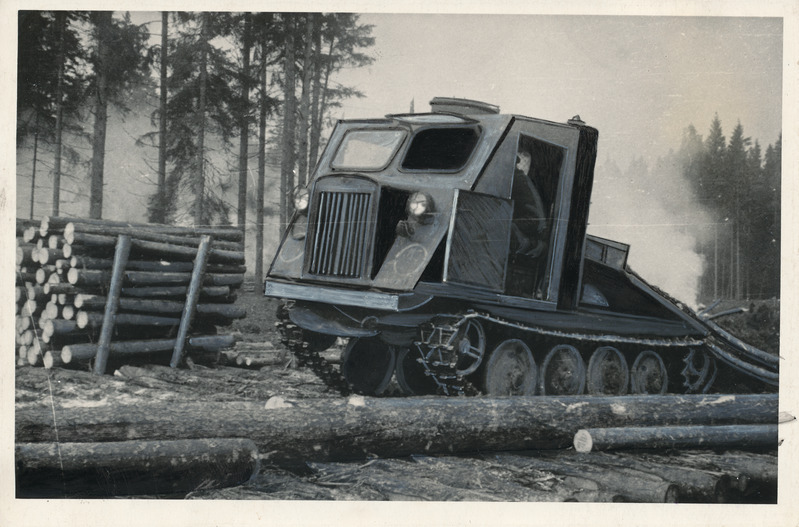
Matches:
[[3, 0, 798, 525]]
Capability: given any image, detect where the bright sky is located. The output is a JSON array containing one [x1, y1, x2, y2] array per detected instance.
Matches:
[[336, 14, 782, 167]]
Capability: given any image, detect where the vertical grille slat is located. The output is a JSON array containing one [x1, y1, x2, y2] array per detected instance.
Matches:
[[307, 190, 372, 278]]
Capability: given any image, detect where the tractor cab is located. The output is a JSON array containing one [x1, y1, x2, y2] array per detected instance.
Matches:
[[266, 97, 599, 316]]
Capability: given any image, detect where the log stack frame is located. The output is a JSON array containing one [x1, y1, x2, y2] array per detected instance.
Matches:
[[15, 216, 246, 372]]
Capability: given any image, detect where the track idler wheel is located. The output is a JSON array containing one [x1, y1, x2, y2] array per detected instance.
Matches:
[[630, 350, 668, 394], [540, 344, 586, 395], [341, 337, 396, 396], [483, 339, 538, 395], [586, 346, 629, 395], [395, 347, 438, 395], [681, 349, 717, 393]]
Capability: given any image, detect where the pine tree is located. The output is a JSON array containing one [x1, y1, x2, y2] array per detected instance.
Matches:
[[87, 11, 151, 219], [17, 11, 87, 217]]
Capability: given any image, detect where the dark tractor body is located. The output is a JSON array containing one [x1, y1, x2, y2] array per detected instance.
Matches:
[[266, 98, 778, 396]]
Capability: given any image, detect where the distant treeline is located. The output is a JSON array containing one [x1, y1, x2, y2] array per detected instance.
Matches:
[[16, 11, 375, 279], [680, 116, 781, 301]]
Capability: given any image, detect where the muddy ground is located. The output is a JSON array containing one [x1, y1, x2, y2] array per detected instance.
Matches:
[[14, 290, 780, 502]]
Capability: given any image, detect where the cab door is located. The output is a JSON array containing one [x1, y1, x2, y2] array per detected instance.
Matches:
[[442, 189, 513, 292]]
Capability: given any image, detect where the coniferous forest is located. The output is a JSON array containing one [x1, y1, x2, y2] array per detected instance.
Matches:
[[679, 117, 781, 302], [16, 11, 375, 280]]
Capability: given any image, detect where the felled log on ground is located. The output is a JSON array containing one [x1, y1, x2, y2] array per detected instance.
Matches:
[[573, 424, 778, 453], [582, 451, 727, 503], [16, 394, 777, 468], [636, 450, 778, 503], [307, 459, 508, 501], [407, 454, 617, 502], [16, 438, 259, 498], [492, 451, 679, 502]]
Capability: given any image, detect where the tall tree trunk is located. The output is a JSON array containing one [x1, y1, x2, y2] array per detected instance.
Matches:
[[30, 116, 39, 219], [194, 15, 208, 226], [308, 14, 323, 171], [297, 14, 314, 187], [237, 13, 252, 240], [155, 11, 168, 224], [312, 33, 337, 164], [52, 12, 66, 217], [89, 11, 113, 220], [254, 32, 268, 282], [279, 14, 297, 228]]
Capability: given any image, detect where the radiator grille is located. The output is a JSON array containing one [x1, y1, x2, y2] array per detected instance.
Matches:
[[307, 191, 372, 278]]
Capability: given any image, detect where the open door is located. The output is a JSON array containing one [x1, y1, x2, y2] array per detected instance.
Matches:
[[443, 189, 513, 292]]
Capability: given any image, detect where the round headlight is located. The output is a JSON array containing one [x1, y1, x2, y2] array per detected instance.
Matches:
[[407, 192, 432, 218], [292, 187, 310, 213]]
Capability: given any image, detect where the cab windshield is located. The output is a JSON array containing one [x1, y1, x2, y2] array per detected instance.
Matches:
[[401, 127, 480, 171], [331, 129, 406, 170]]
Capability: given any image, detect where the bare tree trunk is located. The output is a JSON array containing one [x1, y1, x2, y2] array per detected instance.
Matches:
[[89, 11, 113, 219], [297, 14, 314, 187], [308, 14, 323, 171], [279, 14, 297, 228], [52, 12, 66, 217], [254, 31, 268, 282], [30, 116, 39, 219], [194, 15, 208, 226], [154, 11, 168, 224], [313, 34, 337, 161], [237, 13, 252, 240]]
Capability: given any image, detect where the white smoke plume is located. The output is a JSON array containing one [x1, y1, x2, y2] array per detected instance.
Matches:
[[588, 153, 713, 309]]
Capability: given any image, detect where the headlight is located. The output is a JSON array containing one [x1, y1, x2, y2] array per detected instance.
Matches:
[[292, 187, 310, 213], [407, 192, 433, 218]]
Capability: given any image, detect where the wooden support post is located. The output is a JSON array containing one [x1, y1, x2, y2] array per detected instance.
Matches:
[[93, 235, 131, 375], [171, 235, 211, 368]]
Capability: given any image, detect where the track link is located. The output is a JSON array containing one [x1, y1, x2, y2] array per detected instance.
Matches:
[[275, 301, 351, 396]]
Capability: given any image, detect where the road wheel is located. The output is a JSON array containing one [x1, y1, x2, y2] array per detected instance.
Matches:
[[540, 344, 586, 395], [630, 350, 668, 394], [586, 346, 629, 395], [483, 339, 537, 395]]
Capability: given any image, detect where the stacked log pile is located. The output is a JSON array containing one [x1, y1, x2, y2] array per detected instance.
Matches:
[[14, 216, 246, 372]]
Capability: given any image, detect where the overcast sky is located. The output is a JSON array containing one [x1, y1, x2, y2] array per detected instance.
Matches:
[[336, 14, 782, 167]]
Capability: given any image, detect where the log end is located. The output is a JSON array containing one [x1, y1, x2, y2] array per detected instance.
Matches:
[[573, 429, 593, 453]]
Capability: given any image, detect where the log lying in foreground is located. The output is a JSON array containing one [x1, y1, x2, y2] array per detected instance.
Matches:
[[16, 394, 777, 467], [573, 424, 778, 453], [16, 438, 259, 498]]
